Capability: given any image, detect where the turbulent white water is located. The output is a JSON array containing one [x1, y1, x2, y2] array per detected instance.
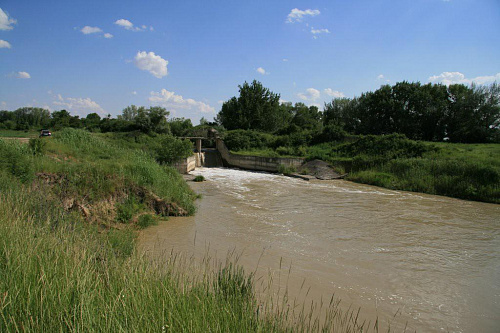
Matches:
[[139, 168, 500, 332]]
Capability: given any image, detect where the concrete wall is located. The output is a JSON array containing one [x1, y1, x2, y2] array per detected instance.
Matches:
[[173, 154, 197, 174], [216, 138, 303, 172], [174, 139, 304, 174]]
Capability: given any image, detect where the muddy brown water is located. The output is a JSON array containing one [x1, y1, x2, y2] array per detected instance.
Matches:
[[138, 168, 500, 332]]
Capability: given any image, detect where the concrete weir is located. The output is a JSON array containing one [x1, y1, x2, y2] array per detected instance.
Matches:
[[173, 136, 303, 174]]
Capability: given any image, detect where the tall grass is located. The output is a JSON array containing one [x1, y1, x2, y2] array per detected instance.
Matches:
[[348, 149, 500, 203], [0, 134, 276, 331], [37, 128, 197, 214], [304, 137, 500, 204], [0, 185, 387, 332], [0, 189, 267, 331]]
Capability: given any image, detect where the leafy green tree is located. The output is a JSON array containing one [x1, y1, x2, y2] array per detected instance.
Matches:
[[148, 106, 170, 134], [169, 117, 193, 137], [289, 103, 322, 132], [119, 105, 170, 134], [51, 110, 71, 130], [10, 107, 51, 130], [154, 136, 193, 164], [84, 113, 101, 132], [410, 83, 448, 141], [216, 80, 284, 132], [446, 83, 500, 142], [120, 105, 139, 122], [324, 81, 499, 143], [134, 107, 151, 133]]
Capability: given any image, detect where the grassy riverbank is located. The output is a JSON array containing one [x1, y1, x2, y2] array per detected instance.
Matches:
[[0, 188, 281, 331], [0, 130, 271, 331], [0, 129, 375, 331], [232, 135, 500, 204]]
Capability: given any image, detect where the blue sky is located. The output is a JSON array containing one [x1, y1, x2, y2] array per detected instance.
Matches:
[[1, 0, 499, 124]]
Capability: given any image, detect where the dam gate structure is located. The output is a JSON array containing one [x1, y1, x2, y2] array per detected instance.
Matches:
[[173, 130, 303, 174]]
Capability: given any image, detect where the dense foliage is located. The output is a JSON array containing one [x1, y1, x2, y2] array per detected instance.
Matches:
[[154, 135, 194, 165], [0, 105, 202, 137], [324, 82, 500, 143], [215, 80, 499, 144], [216, 80, 283, 132]]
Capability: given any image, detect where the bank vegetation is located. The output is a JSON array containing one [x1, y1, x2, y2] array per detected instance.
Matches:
[[1, 129, 379, 332]]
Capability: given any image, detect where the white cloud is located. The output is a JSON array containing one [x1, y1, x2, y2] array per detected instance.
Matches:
[[0, 39, 11, 48], [286, 8, 320, 23], [52, 94, 106, 117], [14, 71, 31, 79], [81, 26, 102, 34], [324, 88, 345, 98], [377, 74, 391, 82], [103, 33, 113, 39], [428, 71, 500, 86], [298, 88, 320, 101], [114, 18, 150, 32], [282, 58, 288, 62], [0, 8, 17, 31], [115, 19, 134, 29], [311, 28, 330, 35], [311, 28, 330, 39], [134, 51, 168, 78], [149, 89, 215, 114], [256, 67, 268, 75], [217, 100, 224, 104], [132, 91, 137, 95]]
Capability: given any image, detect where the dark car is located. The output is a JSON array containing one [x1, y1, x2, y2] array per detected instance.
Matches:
[[39, 129, 52, 137]]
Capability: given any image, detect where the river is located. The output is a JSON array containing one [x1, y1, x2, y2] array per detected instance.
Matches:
[[138, 168, 500, 332]]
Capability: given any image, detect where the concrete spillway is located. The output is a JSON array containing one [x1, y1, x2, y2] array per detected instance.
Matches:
[[202, 149, 223, 168]]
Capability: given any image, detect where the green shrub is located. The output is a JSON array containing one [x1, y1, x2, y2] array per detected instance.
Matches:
[[318, 124, 347, 142], [137, 214, 157, 229], [224, 130, 275, 151], [155, 135, 193, 165], [28, 138, 47, 156], [116, 195, 143, 223], [0, 140, 34, 183], [277, 164, 296, 174], [289, 130, 314, 147], [276, 146, 294, 156], [193, 175, 205, 182], [337, 134, 435, 159]]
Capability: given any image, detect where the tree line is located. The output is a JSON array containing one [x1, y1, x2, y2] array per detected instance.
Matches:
[[216, 80, 500, 143], [0, 105, 209, 137], [2, 80, 499, 143]]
